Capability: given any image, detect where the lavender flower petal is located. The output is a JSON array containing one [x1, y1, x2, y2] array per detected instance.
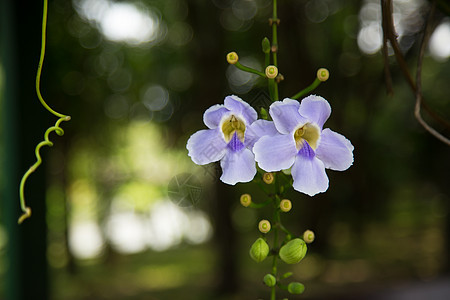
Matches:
[[203, 104, 230, 129], [224, 95, 258, 125], [220, 148, 257, 185], [298, 95, 331, 130], [315, 128, 354, 171], [291, 152, 329, 196], [186, 128, 227, 165], [269, 98, 306, 134], [245, 119, 278, 150], [253, 134, 297, 172]]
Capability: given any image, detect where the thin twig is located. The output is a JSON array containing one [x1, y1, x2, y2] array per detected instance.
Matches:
[[382, 0, 416, 91], [415, 1, 450, 146], [381, 0, 394, 95], [381, 0, 450, 145]]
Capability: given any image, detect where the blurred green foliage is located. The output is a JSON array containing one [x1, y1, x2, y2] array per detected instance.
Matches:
[[1, 0, 449, 299]]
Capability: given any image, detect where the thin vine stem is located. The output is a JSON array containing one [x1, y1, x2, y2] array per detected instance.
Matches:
[[36, 0, 68, 119], [18, 0, 71, 224]]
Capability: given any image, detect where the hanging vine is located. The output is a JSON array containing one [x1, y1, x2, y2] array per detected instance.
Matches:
[[18, 0, 71, 224]]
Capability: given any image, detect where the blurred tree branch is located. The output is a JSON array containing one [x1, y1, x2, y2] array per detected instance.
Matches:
[[381, 0, 450, 146]]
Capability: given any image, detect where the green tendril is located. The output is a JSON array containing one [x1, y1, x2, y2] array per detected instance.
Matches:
[[18, 0, 71, 224]]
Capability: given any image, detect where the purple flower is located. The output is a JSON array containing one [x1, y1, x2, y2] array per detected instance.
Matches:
[[187, 95, 277, 185], [253, 95, 354, 196]]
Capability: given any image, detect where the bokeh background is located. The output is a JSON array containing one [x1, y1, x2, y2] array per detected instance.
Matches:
[[1, 0, 449, 299]]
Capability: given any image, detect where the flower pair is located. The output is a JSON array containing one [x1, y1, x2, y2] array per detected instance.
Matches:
[[186, 95, 353, 196]]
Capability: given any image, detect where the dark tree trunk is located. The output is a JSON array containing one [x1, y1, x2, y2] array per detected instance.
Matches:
[[1, 0, 49, 299]]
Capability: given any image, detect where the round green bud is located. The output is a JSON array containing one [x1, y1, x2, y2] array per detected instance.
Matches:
[[227, 52, 239, 64], [263, 274, 276, 287], [265, 65, 278, 79], [288, 282, 305, 294], [263, 172, 274, 184], [240, 193, 252, 207], [249, 238, 269, 263], [258, 219, 271, 233], [279, 199, 292, 212], [279, 238, 307, 264], [303, 229, 315, 243], [317, 68, 329, 82]]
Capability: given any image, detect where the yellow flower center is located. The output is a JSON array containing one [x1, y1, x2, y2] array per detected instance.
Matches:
[[222, 115, 246, 143], [294, 123, 320, 150]]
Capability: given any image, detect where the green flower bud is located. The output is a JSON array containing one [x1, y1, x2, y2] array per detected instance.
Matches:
[[262, 37, 271, 53], [317, 68, 329, 82], [258, 219, 271, 233], [240, 193, 252, 207], [265, 65, 278, 79], [263, 172, 274, 184], [279, 199, 292, 212], [249, 238, 269, 263], [263, 274, 276, 287], [227, 52, 239, 64], [279, 238, 307, 264], [288, 282, 305, 294], [303, 229, 315, 243]]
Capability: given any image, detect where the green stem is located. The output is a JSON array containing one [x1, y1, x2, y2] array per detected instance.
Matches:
[[268, 78, 276, 101], [271, 204, 281, 300], [291, 78, 321, 100], [234, 61, 266, 77], [279, 223, 293, 237], [270, 0, 279, 101], [249, 199, 272, 209], [270, 173, 282, 300]]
